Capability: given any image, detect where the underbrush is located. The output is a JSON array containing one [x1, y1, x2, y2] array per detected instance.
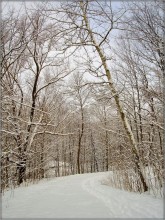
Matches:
[[102, 166, 163, 198]]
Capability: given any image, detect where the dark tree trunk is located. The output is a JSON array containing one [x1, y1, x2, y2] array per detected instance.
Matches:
[[17, 158, 26, 185]]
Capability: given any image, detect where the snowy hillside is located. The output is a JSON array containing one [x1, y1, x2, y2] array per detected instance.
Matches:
[[2, 172, 163, 218]]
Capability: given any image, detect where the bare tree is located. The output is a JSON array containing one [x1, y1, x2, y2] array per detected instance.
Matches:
[[51, 0, 148, 191]]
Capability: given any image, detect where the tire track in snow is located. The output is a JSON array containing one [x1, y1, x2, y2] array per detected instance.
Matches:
[[81, 173, 160, 218], [82, 174, 117, 217]]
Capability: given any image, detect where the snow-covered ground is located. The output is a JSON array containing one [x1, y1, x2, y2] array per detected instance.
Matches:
[[2, 172, 163, 218]]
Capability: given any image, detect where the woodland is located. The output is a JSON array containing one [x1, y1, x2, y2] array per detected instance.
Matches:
[[1, 1, 164, 196]]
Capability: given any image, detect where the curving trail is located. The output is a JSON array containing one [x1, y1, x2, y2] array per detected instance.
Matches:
[[2, 172, 163, 218]]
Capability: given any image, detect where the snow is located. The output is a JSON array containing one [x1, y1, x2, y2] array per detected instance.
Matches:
[[2, 172, 163, 218]]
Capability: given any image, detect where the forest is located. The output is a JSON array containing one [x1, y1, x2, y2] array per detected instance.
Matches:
[[1, 1, 164, 197]]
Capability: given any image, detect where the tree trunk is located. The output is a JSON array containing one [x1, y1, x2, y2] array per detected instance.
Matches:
[[77, 105, 84, 174], [80, 2, 148, 192], [17, 157, 26, 185]]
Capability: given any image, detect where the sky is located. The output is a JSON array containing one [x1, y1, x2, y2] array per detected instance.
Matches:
[[2, 1, 122, 16], [2, 0, 123, 84]]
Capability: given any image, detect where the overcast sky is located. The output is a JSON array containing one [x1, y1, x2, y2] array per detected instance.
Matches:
[[2, 0, 123, 84], [2, 1, 122, 16]]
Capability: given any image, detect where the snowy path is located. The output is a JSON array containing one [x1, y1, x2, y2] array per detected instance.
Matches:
[[2, 172, 163, 218]]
